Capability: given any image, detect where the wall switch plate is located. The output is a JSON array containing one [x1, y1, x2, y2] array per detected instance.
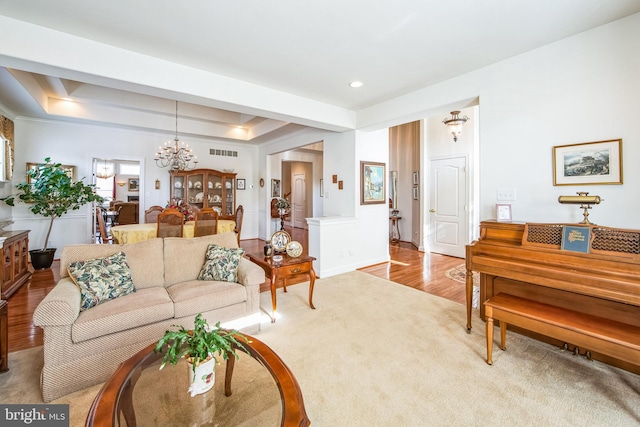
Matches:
[[497, 188, 516, 201]]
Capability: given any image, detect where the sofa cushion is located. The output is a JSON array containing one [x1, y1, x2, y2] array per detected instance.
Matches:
[[72, 287, 174, 343], [198, 244, 245, 282], [60, 238, 165, 290], [167, 279, 247, 318], [163, 233, 239, 286], [68, 252, 136, 311]]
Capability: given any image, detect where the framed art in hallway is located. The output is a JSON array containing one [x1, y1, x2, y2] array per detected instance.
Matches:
[[128, 178, 139, 191], [271, 179, 281, 197], [236, 179, 245, 190], [360, 161, 385, 205], [552, 139, 622, 185]]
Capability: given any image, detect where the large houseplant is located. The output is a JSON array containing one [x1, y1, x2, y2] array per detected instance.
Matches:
[[0, 157, 102, 269], [154, 313, 247, 396]]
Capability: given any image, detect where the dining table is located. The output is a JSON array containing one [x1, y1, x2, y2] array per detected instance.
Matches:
[[110, 220, 236, 244]]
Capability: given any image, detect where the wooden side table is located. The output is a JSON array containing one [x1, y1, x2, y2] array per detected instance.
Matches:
[[389, 216, 402, 243], [0, 300, 8, 372], [246, 252, 317, 322]]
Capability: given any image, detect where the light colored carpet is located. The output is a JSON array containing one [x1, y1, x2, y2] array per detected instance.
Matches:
[[1, 271, 639, 426]]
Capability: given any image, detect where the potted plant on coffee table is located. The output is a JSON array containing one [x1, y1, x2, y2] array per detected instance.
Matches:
[[154, 313, 248, 397], [0, 157, 103, 269]]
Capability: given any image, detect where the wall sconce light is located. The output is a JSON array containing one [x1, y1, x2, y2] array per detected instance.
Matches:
[[442, 110, 469, 142], [117, 181, 126, 187], [558, 192, 602, 224], [155, 179, 160, 190]]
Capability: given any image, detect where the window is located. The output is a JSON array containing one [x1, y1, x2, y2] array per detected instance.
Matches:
[[0, 135, 6, 181], [119, 162, 140, 175]]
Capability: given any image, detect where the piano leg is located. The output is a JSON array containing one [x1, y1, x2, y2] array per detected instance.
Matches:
[[466, 268, 474, 333], [486, 311, 494, 365]]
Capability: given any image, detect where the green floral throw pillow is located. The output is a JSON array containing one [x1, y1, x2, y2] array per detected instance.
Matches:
[[68, 252, 136, 311], [197, 244, 245, 282]]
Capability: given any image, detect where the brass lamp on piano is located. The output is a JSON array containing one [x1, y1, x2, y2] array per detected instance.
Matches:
[[558, 191, 602, 224]]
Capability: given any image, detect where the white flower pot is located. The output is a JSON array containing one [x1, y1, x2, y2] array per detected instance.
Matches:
[[187, 356, 216, 397]]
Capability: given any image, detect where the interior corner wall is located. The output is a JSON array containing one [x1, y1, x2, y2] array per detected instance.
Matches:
[[354, 128, 390, 267]]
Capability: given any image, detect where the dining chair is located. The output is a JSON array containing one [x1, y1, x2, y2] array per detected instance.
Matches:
[[193, 208, 218, 237], [113, 202, 138, 225], [157, 208, 184, 238], [234, 205, 244, 246], [144, 205, 164, 223], [95, 207, 115, 244]]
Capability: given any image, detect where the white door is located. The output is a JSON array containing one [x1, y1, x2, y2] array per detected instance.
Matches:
[[428, 157, 467, 257], [293, 173, 306, 228]]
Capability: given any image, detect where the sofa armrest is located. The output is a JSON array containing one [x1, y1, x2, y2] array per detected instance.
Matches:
[[33, 278, 81, 327], [237, 258, 266, 286]]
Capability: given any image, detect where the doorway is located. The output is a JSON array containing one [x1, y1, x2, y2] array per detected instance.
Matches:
[[92, 158, 142, 239]]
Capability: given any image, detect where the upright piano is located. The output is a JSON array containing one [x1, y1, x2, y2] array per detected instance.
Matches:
[[466, 220, 640, 373]]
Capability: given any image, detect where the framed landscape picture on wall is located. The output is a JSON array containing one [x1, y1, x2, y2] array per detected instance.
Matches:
[[27, 162, 76, 184], [360, 161, 385, 205], [552, 139, 622, 185], [128, 178, 139, 191]]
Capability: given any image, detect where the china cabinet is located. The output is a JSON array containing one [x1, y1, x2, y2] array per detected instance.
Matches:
[[169, 169, 237, 219], [0, 230, 31, 299]]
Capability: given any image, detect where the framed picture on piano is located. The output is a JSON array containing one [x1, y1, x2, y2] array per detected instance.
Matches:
[[496, 203, 512, 222]]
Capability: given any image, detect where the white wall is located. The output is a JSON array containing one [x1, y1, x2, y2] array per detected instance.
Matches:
[[360, 13, 640, 230]]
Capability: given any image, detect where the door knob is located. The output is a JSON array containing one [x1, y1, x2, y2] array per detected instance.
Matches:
[[429, 209, 436, 213]]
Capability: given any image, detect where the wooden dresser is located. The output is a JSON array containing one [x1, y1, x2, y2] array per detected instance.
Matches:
[[466, 220, 640, 373], [0, 230, 31, 299]]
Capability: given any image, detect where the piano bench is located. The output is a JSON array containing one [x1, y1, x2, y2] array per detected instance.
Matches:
[[483, 293, 640, 366]]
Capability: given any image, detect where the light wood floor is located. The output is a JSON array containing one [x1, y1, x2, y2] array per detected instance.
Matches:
[[5, 227, 465, 353]]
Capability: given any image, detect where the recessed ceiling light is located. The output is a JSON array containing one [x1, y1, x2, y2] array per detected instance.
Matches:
[[349, 81, 363, 88]]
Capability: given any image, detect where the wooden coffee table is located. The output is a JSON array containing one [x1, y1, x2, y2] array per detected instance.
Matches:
[[86, 334, 309, 427], [246, 252, 317, 322]]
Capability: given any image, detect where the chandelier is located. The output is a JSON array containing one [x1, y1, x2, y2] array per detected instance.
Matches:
[[155, 101, 198, 171], [442, 110, 469, 142], [96, 160, 114, 179]]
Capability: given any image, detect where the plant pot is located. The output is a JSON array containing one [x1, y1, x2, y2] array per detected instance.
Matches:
[[30, 248, 56, 270], [187, 356, 216, 397]]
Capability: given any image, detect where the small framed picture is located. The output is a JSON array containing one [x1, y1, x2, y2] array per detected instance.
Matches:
[[271, 179, 281, 197], [413, 185, 419, 200], [236, 179, 246, 190], [413, 171, 419, 185], [128, 178, 139, 191], [496, 203, 512, 221]]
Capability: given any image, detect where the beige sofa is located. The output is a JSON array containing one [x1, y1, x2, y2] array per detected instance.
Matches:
[[33, 232, 264, 402]]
